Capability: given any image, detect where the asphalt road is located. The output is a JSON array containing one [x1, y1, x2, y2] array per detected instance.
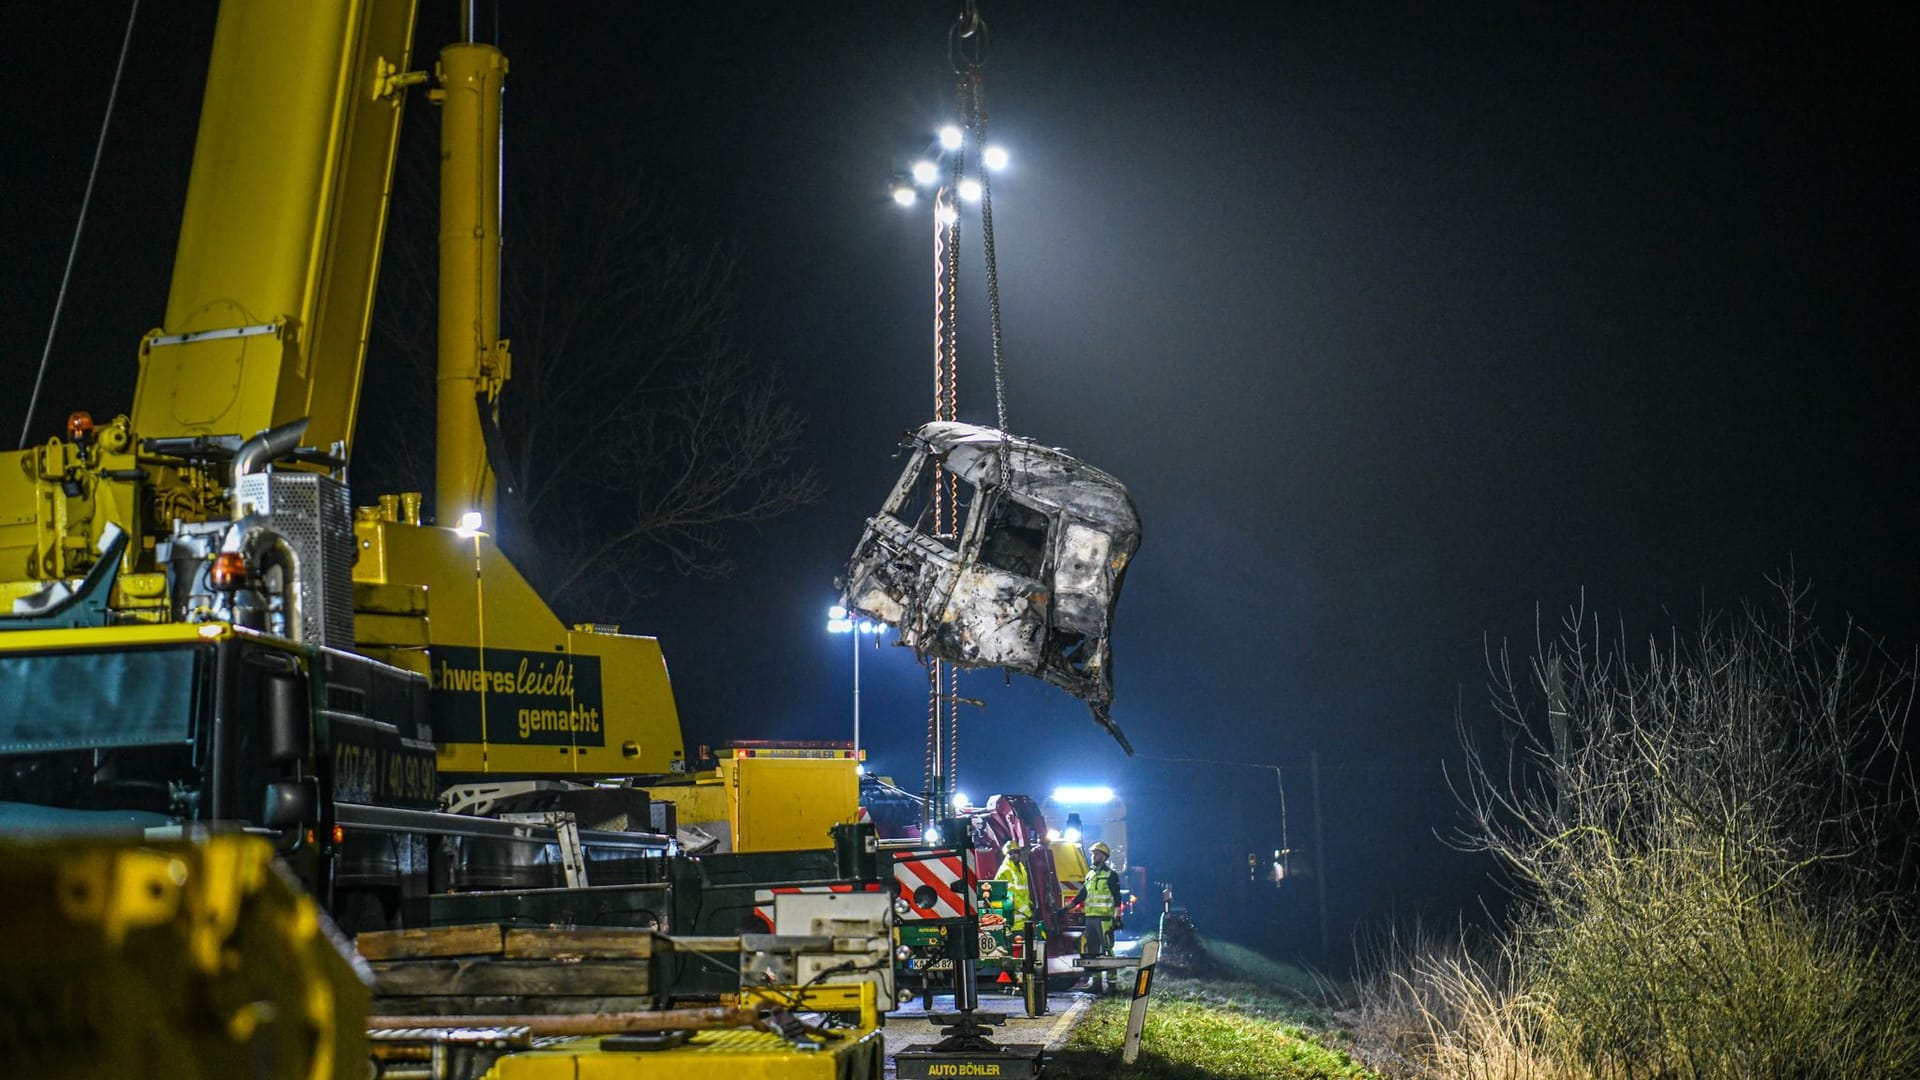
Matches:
[[883, 987, 1103, 1078]]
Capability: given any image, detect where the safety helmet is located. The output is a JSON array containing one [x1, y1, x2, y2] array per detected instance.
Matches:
[[1002, 839, 1020, 855], [1090, 841, 1111, 857]]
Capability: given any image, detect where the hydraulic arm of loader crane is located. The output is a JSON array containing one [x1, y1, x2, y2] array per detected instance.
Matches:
[[0, 0, 684, 780]]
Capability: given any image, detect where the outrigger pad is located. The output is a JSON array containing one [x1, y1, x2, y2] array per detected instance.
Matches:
[[840, 422, 1140, 753]]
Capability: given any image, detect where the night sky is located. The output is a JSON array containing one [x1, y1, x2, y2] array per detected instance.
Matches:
[[4, 2, 1914, 959]]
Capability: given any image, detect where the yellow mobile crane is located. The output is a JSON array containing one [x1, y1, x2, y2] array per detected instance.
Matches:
[[0, 0, 716, 918], [0, 5, 901, 1076]]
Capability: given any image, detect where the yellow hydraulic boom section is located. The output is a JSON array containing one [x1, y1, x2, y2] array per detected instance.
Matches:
[[131, 0, 420, 454], [434, 41, 512, 529]]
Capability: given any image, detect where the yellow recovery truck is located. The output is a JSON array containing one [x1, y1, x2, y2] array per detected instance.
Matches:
[[0, 2, 887, 1077]]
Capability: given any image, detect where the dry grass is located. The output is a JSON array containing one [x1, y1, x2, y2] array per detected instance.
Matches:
[[1341, 583, 1920, 1079]]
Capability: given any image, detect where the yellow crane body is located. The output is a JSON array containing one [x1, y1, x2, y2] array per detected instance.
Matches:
[[352, 500, 686, 777], [646, 748, 863, 852]]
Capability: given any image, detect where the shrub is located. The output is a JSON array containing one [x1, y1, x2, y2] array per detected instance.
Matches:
[[1354, 580, 1920, 1078]]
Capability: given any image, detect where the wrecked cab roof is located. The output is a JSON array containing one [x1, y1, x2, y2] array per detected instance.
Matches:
[[841, 421, 1142, 753]]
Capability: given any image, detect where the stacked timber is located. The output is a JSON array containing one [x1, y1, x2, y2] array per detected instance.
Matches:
[[357, 923, 659, 1017]]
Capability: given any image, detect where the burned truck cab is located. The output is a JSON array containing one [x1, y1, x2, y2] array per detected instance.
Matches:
[[842, 422, 1140, 752]]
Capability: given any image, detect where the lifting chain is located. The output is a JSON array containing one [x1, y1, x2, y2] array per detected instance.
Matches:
[[924, 0, 1017, 820], [964, 71, 1009, 435], [927, 173, 961, 820]]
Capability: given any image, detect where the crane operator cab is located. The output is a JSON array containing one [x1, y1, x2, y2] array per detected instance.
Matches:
[[839, 421, 1140, 752]]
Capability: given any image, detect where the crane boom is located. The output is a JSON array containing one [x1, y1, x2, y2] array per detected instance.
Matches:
[[0, 0, 684, 791], [131, 0, 420, 456]]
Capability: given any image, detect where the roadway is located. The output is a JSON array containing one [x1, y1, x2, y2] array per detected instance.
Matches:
[[883, 986, 1103, 1078]]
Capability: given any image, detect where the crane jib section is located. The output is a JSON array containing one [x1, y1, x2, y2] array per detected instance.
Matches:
[[130, 0, 421, 458]]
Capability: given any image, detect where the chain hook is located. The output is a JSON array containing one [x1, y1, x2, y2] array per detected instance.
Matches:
[[948, 0, 989, 72]]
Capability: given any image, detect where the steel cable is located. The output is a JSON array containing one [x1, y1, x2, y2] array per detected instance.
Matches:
[[20, 0, 143, 448]]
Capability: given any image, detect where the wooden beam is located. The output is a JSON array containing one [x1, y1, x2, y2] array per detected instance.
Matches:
[[355, 923, 504, 961], [368, 1005, 756, 1036], [370, 995, 657, 1017], [502, 927, 656, 960], [370, 959, 649, 997]]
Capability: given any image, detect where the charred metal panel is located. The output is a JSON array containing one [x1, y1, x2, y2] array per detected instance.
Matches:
[[840, 422, 1141, 753]]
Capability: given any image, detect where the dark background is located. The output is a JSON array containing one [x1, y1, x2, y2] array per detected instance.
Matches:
[[4, 1, 1914, 963]]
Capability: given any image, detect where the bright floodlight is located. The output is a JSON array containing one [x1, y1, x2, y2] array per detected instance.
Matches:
[[891, 184, 917, 207], [1052, 785, 1115, 804], [858, 620, 880, 634], [957, 178, 982, 203], [938, 125, 963, 150], [983, 145, 1009, 171], [936, 203, 959, 226], [829, 604, 848, 620], [454, 511, 483, 537], [1063, 827, 1082, 843], [951, 791, 969, 809], [911, 160, 939, 185], [923, 825, 943, 845], [1045, 828, 1062, 841]]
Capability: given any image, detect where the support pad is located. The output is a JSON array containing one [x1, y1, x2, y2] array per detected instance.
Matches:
[[894, 1043, 1046, 1080]]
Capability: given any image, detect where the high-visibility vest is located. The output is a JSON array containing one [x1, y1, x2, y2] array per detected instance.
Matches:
[[1083, 865, 1120, 918], [994, 859, 1031, 928]]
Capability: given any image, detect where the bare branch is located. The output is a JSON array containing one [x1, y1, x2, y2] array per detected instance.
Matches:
[[363, 136, 821, 622]]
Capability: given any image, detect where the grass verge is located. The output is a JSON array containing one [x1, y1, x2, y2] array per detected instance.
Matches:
[[1045, 935, 1378, 1080]]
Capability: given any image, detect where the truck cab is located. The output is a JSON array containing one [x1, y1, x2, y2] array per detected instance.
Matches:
[[0, 623, 434, 893]]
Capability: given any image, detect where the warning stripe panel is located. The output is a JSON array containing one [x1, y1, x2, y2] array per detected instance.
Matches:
[[903, 857, 965, 914], [893, 852, 967, 920]]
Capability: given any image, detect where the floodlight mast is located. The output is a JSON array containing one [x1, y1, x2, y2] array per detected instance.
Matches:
[[827, 606, 878, 758]]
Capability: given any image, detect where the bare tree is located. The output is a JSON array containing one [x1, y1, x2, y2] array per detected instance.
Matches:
[[1345, 584, 1919, 1079], [1434, 579, 1920, 1077], [365, 143, 820, 622]]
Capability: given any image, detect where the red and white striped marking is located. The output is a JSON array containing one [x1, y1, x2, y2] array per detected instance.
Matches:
[[893, 851, 969, 920], [750, 882, 883, 931]]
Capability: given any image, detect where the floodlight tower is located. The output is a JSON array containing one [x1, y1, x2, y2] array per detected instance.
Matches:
[[826, 605, 878, 758]]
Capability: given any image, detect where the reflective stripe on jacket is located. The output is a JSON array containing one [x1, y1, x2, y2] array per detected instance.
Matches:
[[1082, 865, 1120, 917]]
